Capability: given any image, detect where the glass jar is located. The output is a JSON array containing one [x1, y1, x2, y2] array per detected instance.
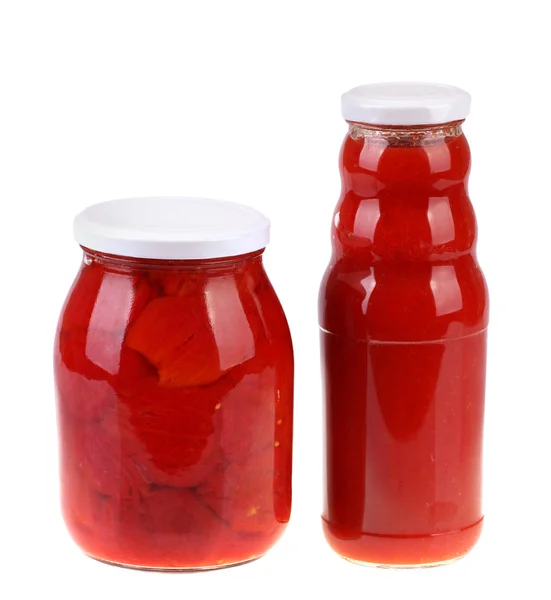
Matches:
[[54, 197, 293, 570], [319, 84, 489, 567]]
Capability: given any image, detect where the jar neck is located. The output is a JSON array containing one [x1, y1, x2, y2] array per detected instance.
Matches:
[[347, 120, 464, 147], [82, 247, 265, 273]]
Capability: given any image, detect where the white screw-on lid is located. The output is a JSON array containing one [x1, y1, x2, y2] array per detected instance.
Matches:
[[341, 82, 471, 126], [73, 197, 270, 260]]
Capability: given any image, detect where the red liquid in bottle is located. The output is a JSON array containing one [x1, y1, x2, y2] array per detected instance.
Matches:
[[319, 120, 488, 566]]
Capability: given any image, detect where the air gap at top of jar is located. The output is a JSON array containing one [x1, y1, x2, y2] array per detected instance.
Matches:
[[319, 83, 489, 567], [54, 197, 294, 570]]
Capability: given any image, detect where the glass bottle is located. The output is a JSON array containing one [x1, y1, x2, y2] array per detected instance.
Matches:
[[319, 83, 489, 567]]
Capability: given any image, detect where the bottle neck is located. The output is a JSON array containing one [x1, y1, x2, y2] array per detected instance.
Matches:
[[340, 120, 470, 194], [347, 121, 464, 147], [334, 120, 475, 261]]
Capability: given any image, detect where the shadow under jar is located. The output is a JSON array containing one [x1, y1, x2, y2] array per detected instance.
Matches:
[[319, 84, 489, 567], [54, 197, 293, 570]]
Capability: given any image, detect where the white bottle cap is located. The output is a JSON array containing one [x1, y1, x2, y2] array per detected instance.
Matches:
[[341, 82, 471, 126], [73, 197, 270, 260]]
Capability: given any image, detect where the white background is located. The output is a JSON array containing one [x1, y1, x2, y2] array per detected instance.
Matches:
[[1, 1, 549, 598]]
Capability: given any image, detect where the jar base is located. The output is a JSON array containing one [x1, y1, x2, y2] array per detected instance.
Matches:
[[88, 553, 264, 572]]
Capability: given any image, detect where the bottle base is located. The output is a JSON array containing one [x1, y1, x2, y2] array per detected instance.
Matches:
[[342, 555, 464, 570], [322, 516, 483, 568], [89, 553, 264, 572]]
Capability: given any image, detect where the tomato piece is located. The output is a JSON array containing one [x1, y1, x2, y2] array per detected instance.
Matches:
[[215, 371, 275, 460], [198, 451, 276, 533], [125, 296, 223, 387], [55, 366, 114, 422]]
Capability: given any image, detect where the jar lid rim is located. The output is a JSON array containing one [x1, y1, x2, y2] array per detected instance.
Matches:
[[73, 197, 270, 260], [341, 82, 471, 126]]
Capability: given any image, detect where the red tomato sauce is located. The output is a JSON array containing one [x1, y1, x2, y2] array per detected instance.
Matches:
[[319, 122, 488, 566], [55, 250, 293, 569]]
